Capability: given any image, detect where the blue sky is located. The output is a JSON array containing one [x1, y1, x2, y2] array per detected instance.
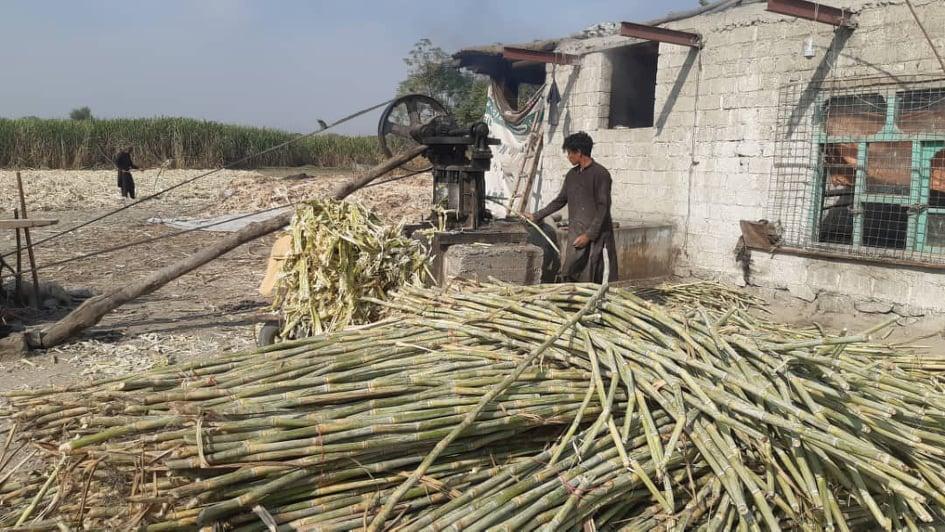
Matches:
[[0, 0, 694, 134]]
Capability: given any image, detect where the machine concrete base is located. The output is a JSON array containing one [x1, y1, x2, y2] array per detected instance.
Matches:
[[442, 243, 543, 285]]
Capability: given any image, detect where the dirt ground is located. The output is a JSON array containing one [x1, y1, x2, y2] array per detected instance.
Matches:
[[0, 167, 432, 392], [1, 166, 943, 395]]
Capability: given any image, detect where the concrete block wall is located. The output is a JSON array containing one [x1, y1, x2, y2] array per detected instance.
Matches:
[[530, 0, 945, 312]]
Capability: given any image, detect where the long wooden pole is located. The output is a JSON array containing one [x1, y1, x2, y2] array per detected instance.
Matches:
[[13, 208, 22, 302], [16, 173, 41, 308], [32, 146, 426, 349]]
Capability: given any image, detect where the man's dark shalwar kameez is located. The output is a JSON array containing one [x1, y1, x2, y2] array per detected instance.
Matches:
[[534, 161, 618, 283], [114, 150, 139, 199]]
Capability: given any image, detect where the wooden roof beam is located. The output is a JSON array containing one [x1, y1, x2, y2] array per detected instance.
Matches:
[[619, 22, 703, 48], [766, 0, 856, 28], [501, 47, 580, 66], [620, 22, 702, 48]]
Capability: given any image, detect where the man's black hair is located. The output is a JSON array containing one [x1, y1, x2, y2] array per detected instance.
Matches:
[[562, 132, 593, 157]]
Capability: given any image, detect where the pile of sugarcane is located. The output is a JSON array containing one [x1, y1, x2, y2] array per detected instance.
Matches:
[[271, 198, 430, 338], [2, 281, 945, 530]]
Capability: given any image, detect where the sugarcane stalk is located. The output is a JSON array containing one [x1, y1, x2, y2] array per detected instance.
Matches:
[[6, 278, 945, 530], [365, 253, 612, 532], [14, 454, 66, 526]]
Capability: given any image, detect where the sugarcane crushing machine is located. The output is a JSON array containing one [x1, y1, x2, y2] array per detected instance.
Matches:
[[378, 94, 498, 230]]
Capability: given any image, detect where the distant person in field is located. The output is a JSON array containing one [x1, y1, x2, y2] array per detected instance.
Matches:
[[114, 146, 139, 199], [526, 132, 617, 283]]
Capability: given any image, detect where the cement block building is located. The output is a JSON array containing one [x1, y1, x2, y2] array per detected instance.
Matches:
[[457, 0, 945, 314]]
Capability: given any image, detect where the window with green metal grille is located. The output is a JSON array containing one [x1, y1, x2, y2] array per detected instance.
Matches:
[[769, 76, 945, 265]]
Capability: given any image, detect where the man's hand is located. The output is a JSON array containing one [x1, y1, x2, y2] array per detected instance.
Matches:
[[573, 233, 591, 249], [522, 212, 536, 222]]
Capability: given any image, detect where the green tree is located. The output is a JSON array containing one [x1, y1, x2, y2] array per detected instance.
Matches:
[[397, 39, 488, 124], [69, 106, 92, 120]]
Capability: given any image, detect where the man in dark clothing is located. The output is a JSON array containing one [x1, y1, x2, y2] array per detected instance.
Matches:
[[114, 146, 139, 199], [527, 132, 618, 283]]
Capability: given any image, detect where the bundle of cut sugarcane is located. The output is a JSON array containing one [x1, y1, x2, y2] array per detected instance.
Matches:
[[1, 282, 944, 530], [271, 198, 431, 338]]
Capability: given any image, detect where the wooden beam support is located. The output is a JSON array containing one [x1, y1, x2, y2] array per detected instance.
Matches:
[[766, 0, 856, 28], [745, 243, 945, 272], [619, 22, 703, 48], [501, 47, 580, 66], [0, 219, 59, 230], [14, 209, 22, 302]]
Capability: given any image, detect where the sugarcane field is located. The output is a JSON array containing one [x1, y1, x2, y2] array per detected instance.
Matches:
[[4, 1, 945, 530]]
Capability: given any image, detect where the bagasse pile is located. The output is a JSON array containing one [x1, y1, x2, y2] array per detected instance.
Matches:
[[271, 199, 430, 338], [2, 282, 945, 530]]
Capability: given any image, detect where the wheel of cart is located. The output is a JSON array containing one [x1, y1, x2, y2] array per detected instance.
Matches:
[[255, 319, 281, 347], [255, 234, 293, 347]]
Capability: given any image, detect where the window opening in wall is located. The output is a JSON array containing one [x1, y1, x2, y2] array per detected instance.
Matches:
[[817, 143, 856, 244], [769, 77, 945, 266], [928, 213, 945, 247], [896, 88, 945, 134], [608, 41, 658, 129], [861, 203, 908, 249], [865, 142, 911, 196], [931, 149, 945, 207], [823, 94, 885, 136], [814, 88, 945, 255]]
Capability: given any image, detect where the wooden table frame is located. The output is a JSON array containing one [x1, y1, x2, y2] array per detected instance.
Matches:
[[1, 172, 59, 306]]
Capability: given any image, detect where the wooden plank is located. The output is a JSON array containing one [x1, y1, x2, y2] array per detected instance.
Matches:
[[14, 209, 22, 301], [502, 47, 580, 66], [0, 219, 59, 230], [766, 0, 855, 28], [619, 22, 703, 48], [747, 243, 945, 272]]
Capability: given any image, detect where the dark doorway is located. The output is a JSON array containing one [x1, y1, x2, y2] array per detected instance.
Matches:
[[608, 42, 659, 129]]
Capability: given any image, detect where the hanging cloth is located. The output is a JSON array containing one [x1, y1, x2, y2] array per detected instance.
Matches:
[[547, 65, 561, 127], [489, 79, 545, 126]]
